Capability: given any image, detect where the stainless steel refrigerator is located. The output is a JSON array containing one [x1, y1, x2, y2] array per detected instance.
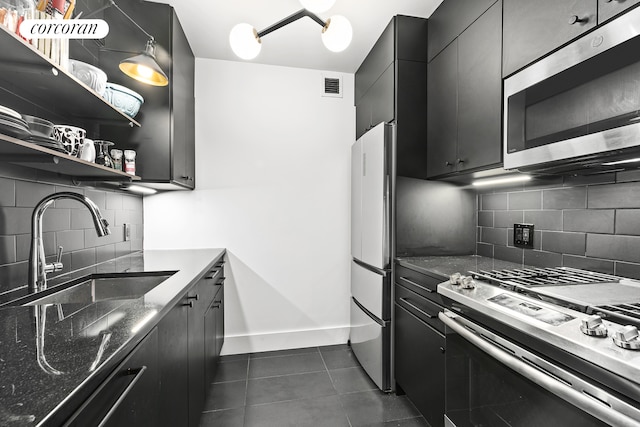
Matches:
[[350, 121, 394, 391]]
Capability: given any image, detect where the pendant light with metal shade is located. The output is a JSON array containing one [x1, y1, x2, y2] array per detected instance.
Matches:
[[119, 38, 168, 87], [85, 0, 168, 86]]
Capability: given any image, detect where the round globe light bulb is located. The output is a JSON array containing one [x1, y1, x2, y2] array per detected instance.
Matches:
[[229, 23, 262, 60], [299, 0, 336, 13], [321, 15, 352, 53]]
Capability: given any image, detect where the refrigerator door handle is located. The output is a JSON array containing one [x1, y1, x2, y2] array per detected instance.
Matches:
[[353, 258, 389, 277], [353, 297, 387, 327]]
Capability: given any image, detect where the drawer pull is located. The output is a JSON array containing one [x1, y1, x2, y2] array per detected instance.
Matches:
[[399, 276, 434, 293], [187, 294, 199, 301], [97, 366, 147, 427], [205, 269, 221, 279], [399, 297, 436, 319], [568, 15, 588, 25], [183, 301, 194, 308]]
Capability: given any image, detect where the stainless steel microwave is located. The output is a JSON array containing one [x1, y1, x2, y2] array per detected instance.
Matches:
[[504, 6, 640, 174]]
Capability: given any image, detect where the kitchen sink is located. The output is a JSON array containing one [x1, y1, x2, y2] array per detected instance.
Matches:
[[23, 271, 176, 307]]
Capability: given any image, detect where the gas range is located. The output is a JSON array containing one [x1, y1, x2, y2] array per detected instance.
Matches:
[[470, 267, 640, 333], [438, 267, 640, 385]]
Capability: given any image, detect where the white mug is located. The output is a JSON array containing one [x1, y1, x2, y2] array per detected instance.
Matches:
[[79, 138, 96, 162]]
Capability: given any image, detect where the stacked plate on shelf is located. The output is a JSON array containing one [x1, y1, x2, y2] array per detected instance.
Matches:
[[0, 105, 31, 139]]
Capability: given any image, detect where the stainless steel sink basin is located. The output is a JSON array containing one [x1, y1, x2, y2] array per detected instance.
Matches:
[[24, 272, 176, 306]]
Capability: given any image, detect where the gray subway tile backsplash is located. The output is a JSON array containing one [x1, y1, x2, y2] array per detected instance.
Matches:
[[563, 210, 614, 234], [524, 210, 563, 231], [586, 234, 640, 263], [508, 191, 542, 210], [588, 182, 640, 209], [0, 172, 143, 294], [494, 210, 524, 228], [542, 187, 586, 210], [481, 193, 508, 210], [615, 210, 640, 236], [541, 231, 586, 256], [476, 176, 640, 275]]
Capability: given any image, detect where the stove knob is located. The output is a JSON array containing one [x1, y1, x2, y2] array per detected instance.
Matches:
[[449, 273, 462, 285], [579, 315, 607, 337], [459, 276, 475, 289], [613, 325, 640, 350]]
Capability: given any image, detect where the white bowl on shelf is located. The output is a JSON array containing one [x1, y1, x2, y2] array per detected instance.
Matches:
[[68, 59, 108, 96], [102, 83, 144, 118]]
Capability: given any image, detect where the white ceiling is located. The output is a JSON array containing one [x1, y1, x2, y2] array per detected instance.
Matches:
[[149, 0, 444, 73]]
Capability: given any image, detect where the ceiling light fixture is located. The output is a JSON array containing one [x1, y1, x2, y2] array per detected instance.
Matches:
[[85, 0, 168, 86], [472, 175, 532, 187], [230, 3, 352, 60]]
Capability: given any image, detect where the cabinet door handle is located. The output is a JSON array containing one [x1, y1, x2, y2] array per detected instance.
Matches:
[[97, 366, 147, 427], [214, 299, 221, 304], [398, 276, 434, 293], [568, 15, 588, 25], [212, 304, 221, 309], [183, 301, 194, 308], [181, 175, 194, 181], [399, 297, 436, 319], [216, 277, 226, 285], [445, 161, 452, 167], [456, 158, 465, 164], [187, 294, 199, 301], [439, 346, 445, 353]]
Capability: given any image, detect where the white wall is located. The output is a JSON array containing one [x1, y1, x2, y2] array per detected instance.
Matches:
[[144, 58, 354, 354]]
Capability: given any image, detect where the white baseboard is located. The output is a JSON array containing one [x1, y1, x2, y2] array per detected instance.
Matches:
[[220, 325, 350, 356]]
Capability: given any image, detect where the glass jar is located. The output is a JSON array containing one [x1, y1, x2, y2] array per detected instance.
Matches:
[[93, 140, 114, 168], [124, 149, 136, 175], [110, 149, 123, 171]]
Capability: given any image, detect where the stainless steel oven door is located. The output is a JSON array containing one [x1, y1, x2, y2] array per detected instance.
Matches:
[[440, 310, 640, 427]]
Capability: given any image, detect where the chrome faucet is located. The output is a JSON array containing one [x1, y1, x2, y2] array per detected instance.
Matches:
[[29, 192, 111, 293]]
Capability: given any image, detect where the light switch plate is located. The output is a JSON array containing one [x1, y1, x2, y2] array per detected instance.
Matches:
[[514, 223, 534, 248], [124, 223, 131, 241]]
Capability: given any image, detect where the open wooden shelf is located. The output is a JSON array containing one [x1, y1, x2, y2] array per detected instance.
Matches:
[[0, 26, 141, 127], [0, 134, 140, 181]]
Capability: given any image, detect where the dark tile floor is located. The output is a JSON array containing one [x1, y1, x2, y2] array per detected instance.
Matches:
[[199, 344, 428, 427]]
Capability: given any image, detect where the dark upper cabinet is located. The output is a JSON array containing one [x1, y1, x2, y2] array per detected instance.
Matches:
[[502, 0, 597, 77], [355, 15, 428, 179], [427, 1, 502, 178], [101, 1, 195, 190], [598, 0, 640, 23], [457, 2, 503, 172], [426, 42, 457, 177], [427, 0, 498, 61]]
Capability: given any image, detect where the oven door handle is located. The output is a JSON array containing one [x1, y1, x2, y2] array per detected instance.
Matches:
[[439, 311, 640, 427]]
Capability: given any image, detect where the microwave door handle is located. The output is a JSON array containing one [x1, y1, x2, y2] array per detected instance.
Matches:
[[439, 312, 640, 427]]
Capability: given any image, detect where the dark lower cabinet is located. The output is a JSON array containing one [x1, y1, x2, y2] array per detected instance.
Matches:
[[158, 260, 225, 427], [205, 286, 225, 386], [395, 303, 445, 427], [158, 300, 190, 427], [65, 328, 159, 427]]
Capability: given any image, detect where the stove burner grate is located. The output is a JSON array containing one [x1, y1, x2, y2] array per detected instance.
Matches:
[[471, 267, 619, 290], [592, 303, 640, 328]]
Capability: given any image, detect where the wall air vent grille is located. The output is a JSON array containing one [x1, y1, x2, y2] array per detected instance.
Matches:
[[322, 75, 342, 98]]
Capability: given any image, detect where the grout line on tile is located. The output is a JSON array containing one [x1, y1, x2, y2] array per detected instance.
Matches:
[[247, 368, 327, 381]]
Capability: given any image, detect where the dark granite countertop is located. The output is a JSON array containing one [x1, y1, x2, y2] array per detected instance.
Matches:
[[0, 248, 225, 426], [396, 255, 525, 281]]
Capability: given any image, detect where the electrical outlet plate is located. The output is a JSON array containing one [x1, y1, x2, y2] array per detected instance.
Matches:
[[514, 223, 534, 248]]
